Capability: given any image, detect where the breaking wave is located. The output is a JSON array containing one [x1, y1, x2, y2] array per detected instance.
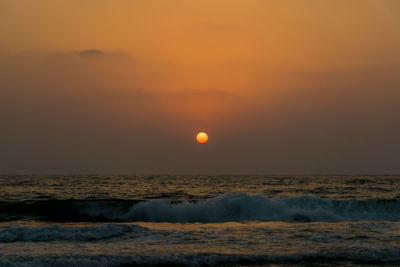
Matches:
[[1, 193, 400, 222]]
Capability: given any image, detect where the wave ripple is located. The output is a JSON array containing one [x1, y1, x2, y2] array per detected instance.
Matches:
[[0, 224, 144, 242]]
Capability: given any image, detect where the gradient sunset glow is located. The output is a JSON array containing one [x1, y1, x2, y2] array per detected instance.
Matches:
[[1, 0, 400, 174]]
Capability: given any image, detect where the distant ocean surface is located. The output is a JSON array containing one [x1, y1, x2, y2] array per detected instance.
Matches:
[[1, 175, 400, 266]]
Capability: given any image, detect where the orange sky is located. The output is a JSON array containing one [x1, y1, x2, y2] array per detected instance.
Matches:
[[1, 0, 400, 174]]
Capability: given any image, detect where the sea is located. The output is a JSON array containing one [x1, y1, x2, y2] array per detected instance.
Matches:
[[0, 175, 399, 266]]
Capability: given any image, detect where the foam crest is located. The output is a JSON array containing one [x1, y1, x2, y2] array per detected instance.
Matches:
[[87, 193, 400, 222]]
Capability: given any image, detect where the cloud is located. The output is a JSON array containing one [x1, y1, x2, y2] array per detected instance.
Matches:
[[75, 49, 105, 57]]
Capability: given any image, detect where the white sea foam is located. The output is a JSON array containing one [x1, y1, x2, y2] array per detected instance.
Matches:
[[1, 249, 400, 267], [81, 193, 400, 222]]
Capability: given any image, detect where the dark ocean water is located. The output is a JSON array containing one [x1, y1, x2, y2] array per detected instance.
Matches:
[[0, 175, 399, 266]]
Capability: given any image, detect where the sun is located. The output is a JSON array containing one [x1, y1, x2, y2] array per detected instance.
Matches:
[[196, 132, 208, 144]]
